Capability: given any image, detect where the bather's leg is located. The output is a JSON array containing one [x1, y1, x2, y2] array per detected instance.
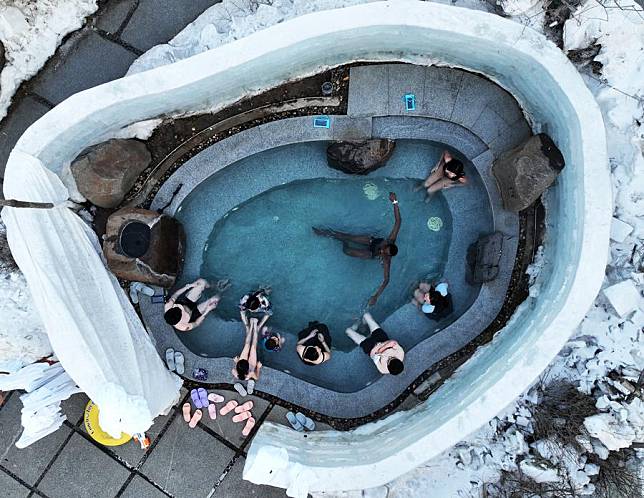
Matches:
[[313, 227, 371, 245]]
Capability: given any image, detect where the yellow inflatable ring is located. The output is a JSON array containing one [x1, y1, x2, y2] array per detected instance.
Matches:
[[83, 400, 132, 446]]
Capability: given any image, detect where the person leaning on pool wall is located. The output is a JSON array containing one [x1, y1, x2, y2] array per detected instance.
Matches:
[[296, 321, 332, 365]]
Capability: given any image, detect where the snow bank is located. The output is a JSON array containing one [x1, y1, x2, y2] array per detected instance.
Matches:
[[0, 0, 98, 122], [3, 0, 608, 491]]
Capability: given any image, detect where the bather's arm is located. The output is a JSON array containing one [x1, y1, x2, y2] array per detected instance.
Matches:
[[166, 283, 193, 306], [368, 260, 391, 306], [387, 192, 401, 242]]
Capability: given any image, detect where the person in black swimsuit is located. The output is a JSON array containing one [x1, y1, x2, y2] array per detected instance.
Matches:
[[163, 278, 230, 332], [296, 321, 332, 365], [420, 150, 468, 196], [313, 192, 401, 306]]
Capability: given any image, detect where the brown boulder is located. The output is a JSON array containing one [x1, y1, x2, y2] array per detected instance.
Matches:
[[103, 208, 185, 288], [327, 139, 396, 175], [492, 133, 565, 212], [71, 139, 151, 208]]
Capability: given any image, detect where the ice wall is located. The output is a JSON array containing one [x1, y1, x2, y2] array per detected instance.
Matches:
[[4, 1, 609, 494]]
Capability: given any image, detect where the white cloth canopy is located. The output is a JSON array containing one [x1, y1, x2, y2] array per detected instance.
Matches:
[[2, 151, 182, 437]]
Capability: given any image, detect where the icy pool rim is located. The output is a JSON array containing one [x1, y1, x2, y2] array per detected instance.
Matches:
[[5, 1, 609, 493]]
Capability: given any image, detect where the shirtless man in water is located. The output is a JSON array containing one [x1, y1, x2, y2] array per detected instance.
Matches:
[[313, 192, 401, 306]]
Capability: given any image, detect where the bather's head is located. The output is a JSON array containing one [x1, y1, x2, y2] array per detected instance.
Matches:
[[384, 243, 398, 257], [387, 358, 404, 376], [236, 359, 250, 380], [246, 295, 261, 311], [265, 336, 280, 351], [302, 346, 320, 364], [164, 307, 182, 326]]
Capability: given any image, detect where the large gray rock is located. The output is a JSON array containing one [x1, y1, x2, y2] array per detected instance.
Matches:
[[468, 232, 504, 284], [327, 139, 395, 175], [71, 139, 151, 208], [103, 208, 185, 288], [492, 133, 565, 212]]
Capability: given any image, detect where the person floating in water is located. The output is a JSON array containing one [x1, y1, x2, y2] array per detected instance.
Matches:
[[419, 150, 468, 196], [164, 278, 230, 332], [313, 191, 401, 306], [345, 312, 405, 375]]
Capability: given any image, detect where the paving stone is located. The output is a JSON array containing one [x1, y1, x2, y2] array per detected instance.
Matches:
[[38, 433, 130, 498], [31, 29, 138, 105], [264, 403, 333, 432], [487, 117, 531, 159], [470, 105, 512, 145], [141, 416, 235, 497], [61, 392, 89, 425], [0, 96, 50, 179], [331, 116, 372, 141], [198, 390, 270, 448], [213, 456, 287, 497], [387, 64, 425, 116], [120, 0, 220, 52], [0, 469, 30, 498], [450, 72, 498, 128], [120, 475, 167, 498], [95, 0, 137, 34], [347, 65, 388, 117], [0, 394, 72, 486]]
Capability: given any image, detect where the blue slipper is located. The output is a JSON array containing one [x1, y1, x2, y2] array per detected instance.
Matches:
[[296, 412, 316, 431], [286, 411, 304, 432]]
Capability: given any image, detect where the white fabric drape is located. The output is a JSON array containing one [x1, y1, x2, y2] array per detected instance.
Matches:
[[2, 150, 181, 437]]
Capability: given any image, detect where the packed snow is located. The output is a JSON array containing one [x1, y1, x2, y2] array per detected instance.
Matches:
[[0, 0, 98, 122]]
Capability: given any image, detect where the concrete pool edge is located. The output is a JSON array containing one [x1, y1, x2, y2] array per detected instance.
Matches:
[[4, 1, 609, 494], [141, 106, 518, 415]]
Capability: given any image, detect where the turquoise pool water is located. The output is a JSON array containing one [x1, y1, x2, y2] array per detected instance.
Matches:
[[200, 177, 452, 351]]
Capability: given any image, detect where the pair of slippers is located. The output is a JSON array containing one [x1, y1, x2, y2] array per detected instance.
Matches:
[[233, 379, 255, 397], [183, 391, 226, 427], [220, 399, 256, 436], [286, 412, 316, 432], [165, 348, 185, 375]]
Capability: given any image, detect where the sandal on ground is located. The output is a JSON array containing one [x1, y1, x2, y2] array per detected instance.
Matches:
[[174, 351, 185, 375], [286, 411, 304, 432], [234, 401, 254, 413], [242, 417, 256, 437], [208, 403, 217, 420], [220, 400, 239, 416], [197, 388, 208, 407], [246, 379, 255, 395], [232, 411, 252, 423], [296, 412, 316, 431], [233, 383, 248, 396], [165, 348, 176, 372], [208, 393, 224, 403], [190, 389, 202, 408], [182, 403, 191, 423], [188, 409, 202, 429]]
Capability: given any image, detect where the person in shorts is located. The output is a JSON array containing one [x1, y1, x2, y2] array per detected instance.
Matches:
[[345, 312, 405, 375]]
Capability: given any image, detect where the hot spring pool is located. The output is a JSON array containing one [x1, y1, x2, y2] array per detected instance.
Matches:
[[171, 140, 488, 391], [201, 177, 452, 350]]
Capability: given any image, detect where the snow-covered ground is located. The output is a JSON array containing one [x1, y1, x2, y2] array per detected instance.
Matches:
[[0, 0, 98, 122], [0, 0, 641, 494]]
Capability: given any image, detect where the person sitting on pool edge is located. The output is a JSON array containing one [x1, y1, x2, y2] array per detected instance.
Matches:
[[164, 278, 230, 332], [345, 312, 405, 375], [296, 321, 332, 365], [419, 150, 468, 196], [239, 288, 272, 328], [412, 281, 453, 320], [233, 316, 262, 382], [313, 191, 401, 306]]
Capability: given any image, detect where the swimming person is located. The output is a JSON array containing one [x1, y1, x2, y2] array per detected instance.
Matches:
[[420, 150, 468, 196], [412, 281, 453, 320], [313, 191, 401, 306], [345, 312, 405, 375], [239, 288, 272, 328], [296, 321, 332, 365], [232, 316, 262, 381], [261, 326, 285, 352], [164, 278, 230, 332]]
